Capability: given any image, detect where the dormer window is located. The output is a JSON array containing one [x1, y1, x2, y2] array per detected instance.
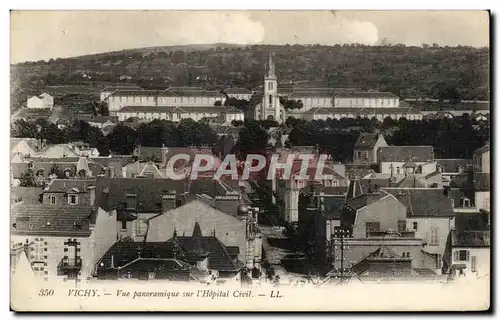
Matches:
[[126, 194, 137, 209], [462, 197, 471, 208], [68, 194, 78, 205]]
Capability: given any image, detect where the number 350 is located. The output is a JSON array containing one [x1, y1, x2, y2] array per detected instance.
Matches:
[[39, 289, 54, 296]]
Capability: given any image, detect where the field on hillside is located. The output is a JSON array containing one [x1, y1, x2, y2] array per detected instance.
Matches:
[[10, 44, 490, 110]]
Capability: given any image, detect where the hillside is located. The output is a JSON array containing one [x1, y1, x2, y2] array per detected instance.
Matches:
[[11, 43, 489, 108]]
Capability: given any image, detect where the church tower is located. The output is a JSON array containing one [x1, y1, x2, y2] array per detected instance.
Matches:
[[262, 53, 281, 122]]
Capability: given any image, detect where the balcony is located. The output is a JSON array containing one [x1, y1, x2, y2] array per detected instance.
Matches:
[[58, 257, 82, 272]]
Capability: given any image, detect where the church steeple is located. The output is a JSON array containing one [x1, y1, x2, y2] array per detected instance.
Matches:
[[267, 52, 276, 78]]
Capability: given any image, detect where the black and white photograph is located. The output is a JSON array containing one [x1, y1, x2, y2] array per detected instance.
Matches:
[[8, 9, 491, 312]]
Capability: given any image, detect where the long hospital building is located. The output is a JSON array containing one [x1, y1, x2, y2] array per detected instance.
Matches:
[[100, 53, 422, 124]]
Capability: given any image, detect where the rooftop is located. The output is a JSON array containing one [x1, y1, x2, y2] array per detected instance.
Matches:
[[11, 204, 95, 236], [378, 146, 435, 162], [383, 188, 455, 217], [354, 133, 381, 149]]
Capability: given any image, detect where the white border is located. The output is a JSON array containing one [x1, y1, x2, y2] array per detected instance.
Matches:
[[2, 1, 498, 320]]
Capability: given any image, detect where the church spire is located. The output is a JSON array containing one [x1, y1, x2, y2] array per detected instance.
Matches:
[[267, 52, 275, 78]]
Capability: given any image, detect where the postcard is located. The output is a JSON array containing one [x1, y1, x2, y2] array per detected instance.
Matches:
[[10, 10, 491, 312]]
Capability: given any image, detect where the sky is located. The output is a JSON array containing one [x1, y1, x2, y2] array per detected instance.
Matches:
[[10, 10, 490, 63]]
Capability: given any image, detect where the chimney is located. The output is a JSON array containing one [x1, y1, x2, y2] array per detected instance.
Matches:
[[88, 186, 96, 206], [161, 191, 177, 212], [109, 167, 115, 178], [195, 253, 209, 272]]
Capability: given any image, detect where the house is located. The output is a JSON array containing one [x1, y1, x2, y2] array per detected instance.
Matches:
[[10, 203, 117, 282], [384, 188, 455, 273], [448, 188, 476, 212], [94, 177, 183, 243], [436, 159, 472, 186], [94, 222, 244, 282], [309, 189, 437, 276], [471, 112, 488, 122], [93, 239, 209, 281], [87, 116, 117, 129], [11, 138, 44, 160], [277, 153, 349, 223], [473, 143, 490, 174], [145, 200, 247, 260], [11, 156, 105, 187], [377, 146, 436, 176], [352, 132, 388, 165], [450, 210, 490, 278], [472, 143, 490, 211], [27, 93, 54, 109], [225, 87, 252, 101], [41, 179, 96, 206]]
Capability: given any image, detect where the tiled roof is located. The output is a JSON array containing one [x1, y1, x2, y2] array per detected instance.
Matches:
[[11, 204, 95, 236], [96, 227, 242, 274], [322, 195, 347, 220], [173, 235, 241, 272], [289, 92, 333, 98], [11, 187, 43, 205], [224, 87, 252, 95], [87, 116, 117, 124], [159, 89, 225, 98], [11, 138, 41, 154], [44, 179, 95, 193], [452, 230, 490, 248], [335, 92, 399, 99], [436, 159, 471, 173], [109, 89, 160, 97], [399, 100, 411, 107], [96, 240, 179, 269], [166, 86, 205, 91], [383, 188, 455, 217], [346, 191, 390, 210], [378, 146, 434, 162], [94, 177, 182, 212], [101, 85, 142, 93], [354, 133, 380, 149], [454, 211, 489, 232]]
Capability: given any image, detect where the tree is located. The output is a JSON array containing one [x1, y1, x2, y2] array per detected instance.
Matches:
[[107, 124, 138, 155], [19, 169, 37, 187], [234, 120, 270, 158]]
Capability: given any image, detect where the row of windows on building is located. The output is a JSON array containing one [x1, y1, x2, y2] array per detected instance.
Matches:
[[117, 96, 221, 104], [295, 180, 339, 188], [365, 221, 440, 245], [48, 194, 79, 205]]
